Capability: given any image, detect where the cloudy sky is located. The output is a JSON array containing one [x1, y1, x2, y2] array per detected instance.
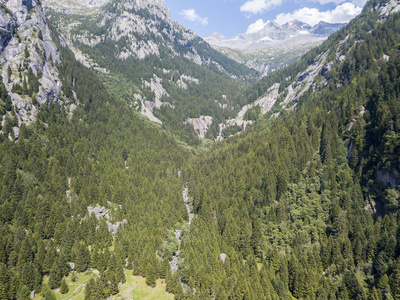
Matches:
[[164, 0, 367, 38]]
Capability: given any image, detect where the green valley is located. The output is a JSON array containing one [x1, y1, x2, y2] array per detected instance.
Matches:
[[0, 0, 400, 299]]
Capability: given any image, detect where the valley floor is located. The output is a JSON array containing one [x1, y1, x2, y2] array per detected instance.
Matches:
[[34, 270, 173, 300]]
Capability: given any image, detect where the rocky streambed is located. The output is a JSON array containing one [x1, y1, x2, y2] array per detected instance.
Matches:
[[170, 186, 192, 273]]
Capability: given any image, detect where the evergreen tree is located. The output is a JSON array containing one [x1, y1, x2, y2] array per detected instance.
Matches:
[[85, 278, 94, 300], [173, 271, 184, 300], [48, 254, 69, 289], [60, 278, 69, 294], [0, 263, 11, 300], [18, 285, 30, 300], [165, 265, 174, 293], [391, 258, 400, 299], [108, 273, 119, 296], [145, 262, 156, 287], [42, 287, 57, 300], [73, 242, 90, 272]]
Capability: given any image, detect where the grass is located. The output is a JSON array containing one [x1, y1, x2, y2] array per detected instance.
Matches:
[[33, 270, 99, 300], [33, 269, 173, 300], [111, 272, 174, 300]]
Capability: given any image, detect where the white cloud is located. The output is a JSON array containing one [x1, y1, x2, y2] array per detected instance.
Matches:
[[246, 19, 268, 33], [312, 0, 367, 5], [180, 9, 208, 25], [274, 2, 363, 26], [240, 0, 283, 14], [313, 0, 346, 4]]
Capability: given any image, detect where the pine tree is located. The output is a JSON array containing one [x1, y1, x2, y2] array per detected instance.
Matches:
[[173, 271, 184, 300], [276, 169, 289, 201], [85, 278, 94, 300], [332, 205, 347, 237], [42, 242, 57, 275], [160, 258, 169, 279], [19, 285, 30, 300], [344, 270, 364, 299], [354, 239, 364, 266], [369, 287, 380, 300], [378, 274, 392, 299], [48, 254, 69, 289], [145, 262, 156, 287], [90, 248, 99, 270], [7, 66, 12, 82], [392, 257, 400, 299], [60, 278, 69, 294], [109, 273, 119, 296], [74, 243, 90, 272], [21, 262, 35, 290], [165, 265, 174, 293], [320, 123, 333, 163], [251, 219, 262, 257], [0, 263, 11, 300]]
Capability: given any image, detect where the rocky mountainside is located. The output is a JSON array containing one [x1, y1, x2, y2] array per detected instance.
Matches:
[[0, 0, 400, 299], [0, 0, 67, 134], [205, 20, 344, 76], [42, 0, 258, 144], [222, 0, 400, 139]]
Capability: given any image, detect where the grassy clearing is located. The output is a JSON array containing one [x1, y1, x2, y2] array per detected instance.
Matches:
[[33, 269, 173, 300], [33, 270, 99, 300], [110, 271, 174, 300]]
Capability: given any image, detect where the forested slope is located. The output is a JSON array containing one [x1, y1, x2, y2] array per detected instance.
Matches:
[[176, 1, 400, 299], [1, 0, 400, 299], [0, 43, 189, 299]]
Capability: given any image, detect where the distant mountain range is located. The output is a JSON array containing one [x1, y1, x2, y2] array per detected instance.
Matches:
[[205, 20, 345, 75]]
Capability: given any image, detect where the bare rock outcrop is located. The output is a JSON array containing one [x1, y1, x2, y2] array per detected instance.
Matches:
[[184, 116, 213, 138], [87, 205, 127, 236], [0, 0, 62, 125]]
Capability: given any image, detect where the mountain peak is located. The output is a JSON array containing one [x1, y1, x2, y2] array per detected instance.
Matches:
[[43, 0, 170, 18], [282, 20, 311, 31], [264, 20, 280, 29], [206, 19, 346, 75], [205, 32, 226, 42]]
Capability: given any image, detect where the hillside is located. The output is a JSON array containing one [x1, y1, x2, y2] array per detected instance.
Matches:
[[0, 1, 191, 299], [179, 0, 400, 298], [225, 0, 400, 138], [0, 0, 65, 128], [0, 0, 400, 299], [42, 0, 259, 145], [0, 37, 190, 300]]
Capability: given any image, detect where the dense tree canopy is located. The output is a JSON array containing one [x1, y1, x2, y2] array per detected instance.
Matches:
[[1, 0, 400, 299]]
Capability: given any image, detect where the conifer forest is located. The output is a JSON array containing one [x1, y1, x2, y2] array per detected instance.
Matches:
[[0, 0, 400, 299]]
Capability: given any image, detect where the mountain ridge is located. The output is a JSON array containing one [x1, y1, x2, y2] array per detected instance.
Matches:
[[0, 0, 400, 299], [43, 0, 260, 144], [205, 20, 345, 76]]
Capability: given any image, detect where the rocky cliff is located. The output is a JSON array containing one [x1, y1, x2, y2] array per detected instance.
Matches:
[[43, 0, 241, 72], [42, 0, 258, 142], [0, 0, 62, 129]]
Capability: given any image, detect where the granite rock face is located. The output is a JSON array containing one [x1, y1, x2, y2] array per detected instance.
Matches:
[[0, 9, 16, 52], [0, 0, 61, 125]]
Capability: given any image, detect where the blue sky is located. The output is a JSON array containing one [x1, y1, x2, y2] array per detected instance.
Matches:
[[164, 0, 367, 38]]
